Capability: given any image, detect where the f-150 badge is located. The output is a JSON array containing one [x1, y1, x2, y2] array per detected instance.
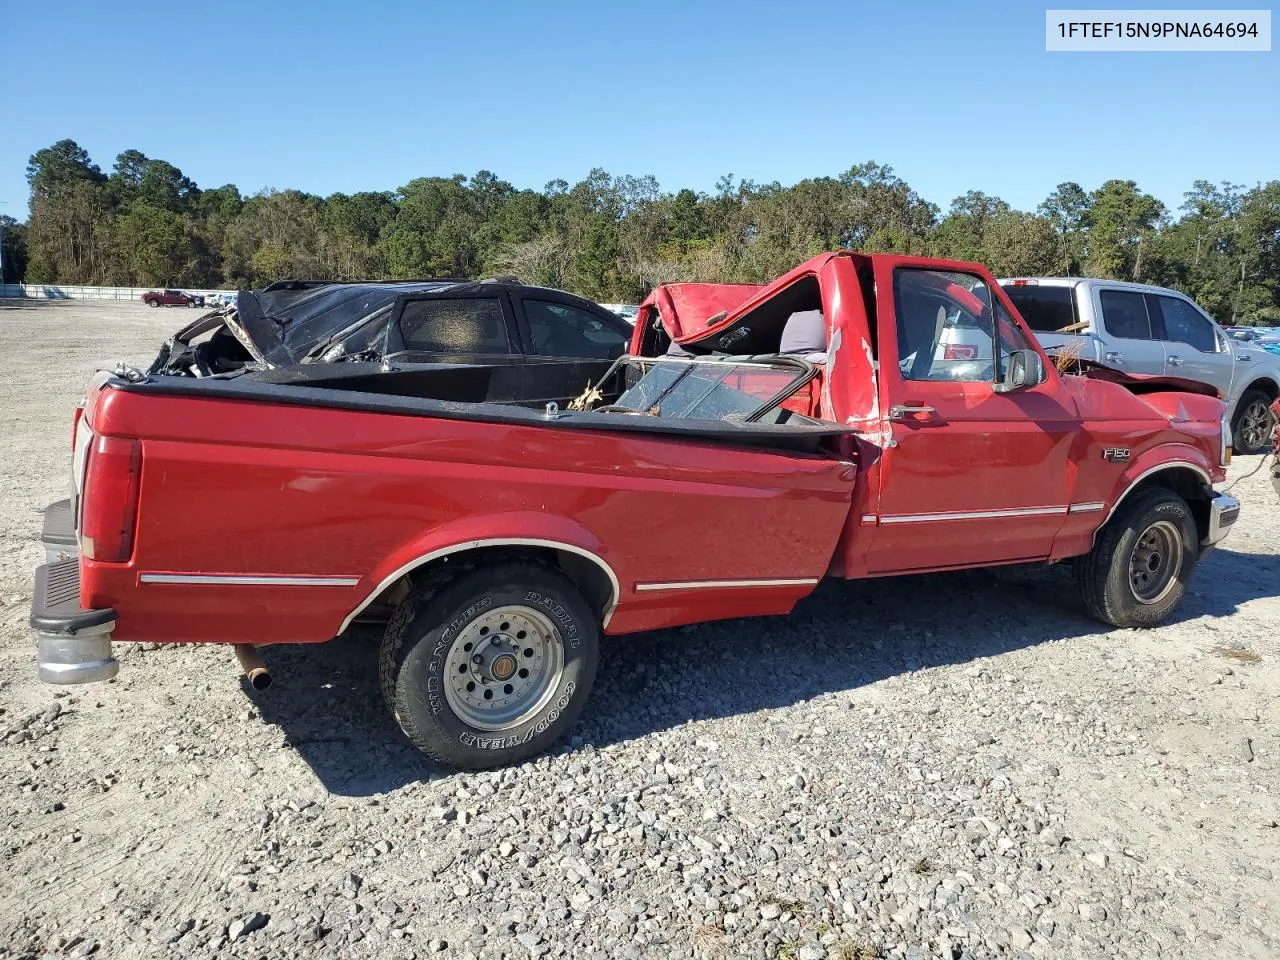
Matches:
[[1102, 448, 1131, 463]]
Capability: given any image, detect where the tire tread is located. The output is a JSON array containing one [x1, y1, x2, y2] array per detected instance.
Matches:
[[379, 557, 594, 770], [1074, 487, 1195, 628]]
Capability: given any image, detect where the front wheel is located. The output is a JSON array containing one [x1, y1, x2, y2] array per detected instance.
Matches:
[[1231, 389, 1275, 455], [1074, 488, 1198, 628], [146, 300, 158, 308], [379, 560, 599, 770]]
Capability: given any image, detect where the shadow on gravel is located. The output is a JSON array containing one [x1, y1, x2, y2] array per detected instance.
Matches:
[[249, 546, 1280, 797], [241, 626, 428, 797]]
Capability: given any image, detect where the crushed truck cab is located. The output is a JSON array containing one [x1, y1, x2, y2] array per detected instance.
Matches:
[[33, 252, 1240, 770]]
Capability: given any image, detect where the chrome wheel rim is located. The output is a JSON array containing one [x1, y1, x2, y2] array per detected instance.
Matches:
[[443, 604, 564, 731], [1128, 520, 1183, 605], [1240, 400, 1272, 451]]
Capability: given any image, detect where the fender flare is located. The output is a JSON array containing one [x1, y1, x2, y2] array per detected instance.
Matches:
[[337, 512, 621, 634], [1093, 447, 1213, 544], [1230, 376, 1280, 419]]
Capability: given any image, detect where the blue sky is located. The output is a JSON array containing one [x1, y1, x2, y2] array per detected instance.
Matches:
[[1, 0, 1275, 220]]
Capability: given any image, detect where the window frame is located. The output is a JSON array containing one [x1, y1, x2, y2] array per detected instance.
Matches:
[[890, 266, 1025, 385], [1097, 288, 1158, 342], [384, 291, 521, 358], [1147, 292, 1221, 354], [511, 291, 632, 361], [992, 298, 1035, 381], [1001, 283, 1081, 335]]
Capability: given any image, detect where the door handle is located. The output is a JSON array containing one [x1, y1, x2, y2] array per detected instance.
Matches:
[[1104, 351, 1124, 364], [889, 404, 937, 420], [1167, 355, 1184, 366], [1239, 353, 1253, 362]]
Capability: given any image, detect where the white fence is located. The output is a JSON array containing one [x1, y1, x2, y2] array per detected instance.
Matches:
[[0, 284, 234, 301]]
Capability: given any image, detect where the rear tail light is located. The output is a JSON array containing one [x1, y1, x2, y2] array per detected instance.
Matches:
[[944, 344, 977, 360], [80, 437, 142, 563]]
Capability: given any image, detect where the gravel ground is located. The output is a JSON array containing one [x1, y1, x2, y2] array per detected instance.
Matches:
[[0, 299, 1276, 960]]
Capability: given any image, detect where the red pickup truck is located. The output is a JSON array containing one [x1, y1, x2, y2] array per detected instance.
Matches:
[[33, 252, 1240, 770], [141, 289, 202, 308]]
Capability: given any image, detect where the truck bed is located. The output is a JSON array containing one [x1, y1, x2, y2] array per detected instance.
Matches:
[[69, 370, 858, 646], [124, 366, 851, 453]]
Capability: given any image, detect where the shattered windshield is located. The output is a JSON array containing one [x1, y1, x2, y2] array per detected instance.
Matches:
[[587, 356, 820, 424]]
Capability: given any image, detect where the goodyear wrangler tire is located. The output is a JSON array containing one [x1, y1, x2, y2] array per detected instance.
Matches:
[[380, 561, 599, 770], [1074, 488, 1198, 629]]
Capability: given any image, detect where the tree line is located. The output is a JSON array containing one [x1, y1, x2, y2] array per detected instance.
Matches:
[[4, 138, 1278, 324]]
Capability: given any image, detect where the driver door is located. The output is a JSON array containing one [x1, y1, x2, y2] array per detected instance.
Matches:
[[865, 263, 1079, 573], [1147, 293, 1235, 396]]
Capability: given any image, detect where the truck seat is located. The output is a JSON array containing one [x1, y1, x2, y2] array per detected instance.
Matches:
[[777, 309, 827, 418], [780, 309, 826, 358]]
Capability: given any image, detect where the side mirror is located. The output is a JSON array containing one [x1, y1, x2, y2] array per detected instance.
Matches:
[[995, 349, 1046, 393]]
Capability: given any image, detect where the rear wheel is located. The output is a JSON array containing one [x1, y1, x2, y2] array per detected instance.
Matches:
[[379, 560, 599, 770], [1074, 488, 1198, 628], [1231, 388, 1274, 454]]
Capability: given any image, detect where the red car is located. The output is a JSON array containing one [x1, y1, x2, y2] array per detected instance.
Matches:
[[33, 253, 1239, 769], [141, 289, 202, 308]]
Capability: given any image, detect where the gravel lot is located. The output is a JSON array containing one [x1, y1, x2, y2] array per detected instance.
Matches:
[[1, 299, 1276, 960]]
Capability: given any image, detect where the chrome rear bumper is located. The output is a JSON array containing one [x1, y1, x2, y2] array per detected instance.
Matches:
[[33, 501, 118, 684], [37, 624, 119, 684]]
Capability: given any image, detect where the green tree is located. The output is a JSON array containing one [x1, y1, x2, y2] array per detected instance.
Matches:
[[222, 190, 323, 286], [980, 212, 1060, 277], [1037, 182, 1091, 274], [1, 215, 28, 284], [13, 137, 1280, 320], [115, 204, 190, 284], [322, 191, 396, 279], [25, 139, 110, 282], [1084, 179, 1165, 280], [930, 192, 1011, 262], [27, 139, 104, 199], [1231, 182, 1280, 324], [382, 175, 483, 279]]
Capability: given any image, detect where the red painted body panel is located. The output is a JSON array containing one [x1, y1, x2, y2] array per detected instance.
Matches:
[[861, 255, 1075, 570], [73, 252, 1229, 648], [629, 283, 762, 354], [142, 290, 189, 306], [81, 387, 853, 644]]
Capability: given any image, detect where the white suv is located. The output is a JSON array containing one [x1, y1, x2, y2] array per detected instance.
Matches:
[[1001, 277, 1279, 454]]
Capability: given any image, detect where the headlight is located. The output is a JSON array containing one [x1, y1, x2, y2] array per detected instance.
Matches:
[[1221, 410, 1231, 466]]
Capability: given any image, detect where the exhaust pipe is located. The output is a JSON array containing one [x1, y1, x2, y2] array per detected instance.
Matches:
[[233, 644, 272, 690]]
